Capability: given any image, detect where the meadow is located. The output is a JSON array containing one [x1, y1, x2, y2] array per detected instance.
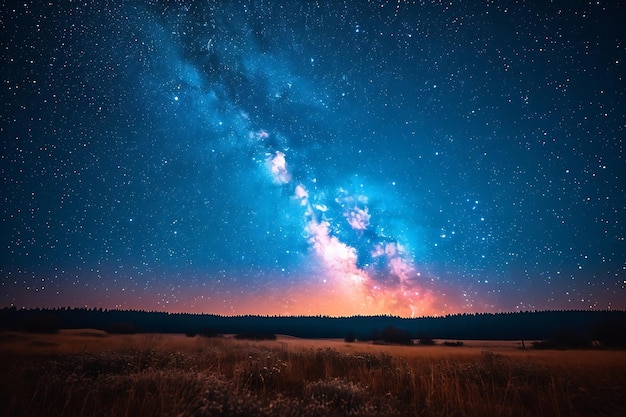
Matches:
[[1, 330, 625, 417]]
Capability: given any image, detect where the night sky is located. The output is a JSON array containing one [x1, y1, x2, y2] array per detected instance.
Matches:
[[2, 0, 625, 317]]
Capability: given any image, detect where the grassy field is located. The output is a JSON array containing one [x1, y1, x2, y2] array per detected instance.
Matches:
[[1, 330, 625, 417]]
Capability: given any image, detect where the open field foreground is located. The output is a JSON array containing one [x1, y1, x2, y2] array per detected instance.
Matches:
[[1, 330, 625, 417]]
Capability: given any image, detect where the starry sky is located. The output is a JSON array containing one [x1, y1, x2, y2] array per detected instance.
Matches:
[[2, 0, 625, 317]]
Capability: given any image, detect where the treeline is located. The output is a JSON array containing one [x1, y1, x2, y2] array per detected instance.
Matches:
[[1, 307, 626, 346]]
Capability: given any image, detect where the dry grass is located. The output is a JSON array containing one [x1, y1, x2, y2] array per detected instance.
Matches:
[[1, 330, 625, 417]]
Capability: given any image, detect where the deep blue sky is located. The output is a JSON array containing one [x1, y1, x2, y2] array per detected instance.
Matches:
[[2, 0, 624, 316]]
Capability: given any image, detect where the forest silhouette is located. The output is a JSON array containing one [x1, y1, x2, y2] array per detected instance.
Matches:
[[2, 307, 626, 347]]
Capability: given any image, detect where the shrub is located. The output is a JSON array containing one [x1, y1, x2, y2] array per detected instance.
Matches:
[[532, 330, 592, 350], [443, 341, 464, 347], [344, 332, 356, 343], [417, 337, 436, 345]]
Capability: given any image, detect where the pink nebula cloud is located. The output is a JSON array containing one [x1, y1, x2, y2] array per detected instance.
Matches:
[[267, 151, 291, 184], [294, 184, 434, 317]]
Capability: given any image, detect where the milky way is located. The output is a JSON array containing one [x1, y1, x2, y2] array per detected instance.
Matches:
[[2, 1, 625, 316]]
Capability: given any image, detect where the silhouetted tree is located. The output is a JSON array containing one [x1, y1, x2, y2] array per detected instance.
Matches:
[[106, 322, 137, 334], [373, 326, 413, 345], [24, 314, 60, 334], [590, 319, 626, 347]]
